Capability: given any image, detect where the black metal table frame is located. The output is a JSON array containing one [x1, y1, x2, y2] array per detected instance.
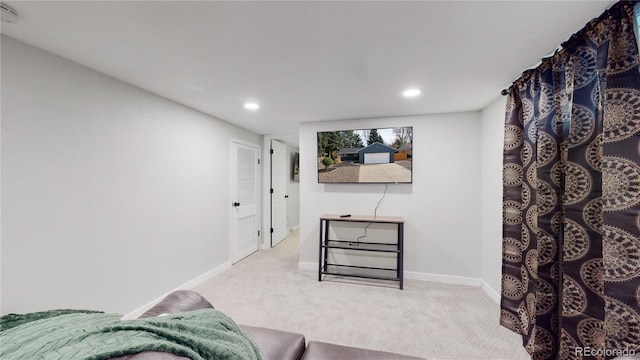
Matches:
[[318, 215, 404, 289]]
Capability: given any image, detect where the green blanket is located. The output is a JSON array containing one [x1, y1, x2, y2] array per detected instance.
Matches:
[[0, 308, 263, 360]]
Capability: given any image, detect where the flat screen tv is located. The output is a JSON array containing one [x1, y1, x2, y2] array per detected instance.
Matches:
[[317, 126, 413, 184]]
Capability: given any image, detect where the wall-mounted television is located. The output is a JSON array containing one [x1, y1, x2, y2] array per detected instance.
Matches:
[[317, 126, 413, 184]]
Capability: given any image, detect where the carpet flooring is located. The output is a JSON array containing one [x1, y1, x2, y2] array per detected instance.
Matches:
[[194, 231, 530, 359]]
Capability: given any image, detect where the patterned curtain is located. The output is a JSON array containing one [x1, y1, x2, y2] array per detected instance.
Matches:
[[500, 2, 640, 359]]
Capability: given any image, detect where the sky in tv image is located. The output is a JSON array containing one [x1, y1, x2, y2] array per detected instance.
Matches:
[[317, 127, 412, 184], [365, 128, 394, 145]]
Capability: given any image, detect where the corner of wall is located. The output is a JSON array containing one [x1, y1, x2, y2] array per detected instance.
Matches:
[[479, 96, 507, 299]]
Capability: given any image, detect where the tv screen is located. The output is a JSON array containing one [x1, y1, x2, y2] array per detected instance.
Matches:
[[317, 126, 413, 184]]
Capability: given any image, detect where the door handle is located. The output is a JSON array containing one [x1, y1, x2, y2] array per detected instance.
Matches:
[[233, 202, 240, 207], [285, 195, 289, 198]]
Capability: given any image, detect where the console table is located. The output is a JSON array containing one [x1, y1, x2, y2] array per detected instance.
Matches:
[[318, 214, 404, 289]]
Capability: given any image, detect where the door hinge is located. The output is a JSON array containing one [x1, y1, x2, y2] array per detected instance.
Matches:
[[270, 149, 274, 154], [270, 188, 274, 194], [258, 230, 261, 237], [257, 158, 260, 165], [270, 228, 274, 233]]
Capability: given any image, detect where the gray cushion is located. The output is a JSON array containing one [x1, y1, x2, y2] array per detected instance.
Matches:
[[240, 324, 306, 360], [302, 341, 424, 360], [138, 290, 214, 318], [108, 291, 214, 360], [134, 291, 305, 360]]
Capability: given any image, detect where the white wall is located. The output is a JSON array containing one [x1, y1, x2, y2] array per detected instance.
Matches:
[[479, 96, 507, 301], [299, 112, 483, 281], [0, 36, 261, 315]]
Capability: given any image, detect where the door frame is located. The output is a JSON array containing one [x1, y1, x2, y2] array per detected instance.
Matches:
[[270, 139, 289, 247], [261, 134, 298, 249], [229, 138, 261, 262]]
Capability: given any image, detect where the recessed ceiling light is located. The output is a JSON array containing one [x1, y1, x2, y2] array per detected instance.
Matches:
[[402, 89, 421, 97], [244, 102, 260, 110]]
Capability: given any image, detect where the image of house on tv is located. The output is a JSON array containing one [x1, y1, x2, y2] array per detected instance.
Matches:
[[335, 142, 412, 183], [338, 143, 398, 164], [317, 127, 413, 184], [317, 127, 413, 183]]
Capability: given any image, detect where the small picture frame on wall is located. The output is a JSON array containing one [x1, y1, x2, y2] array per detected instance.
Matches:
[[293, 152, 300, 181]]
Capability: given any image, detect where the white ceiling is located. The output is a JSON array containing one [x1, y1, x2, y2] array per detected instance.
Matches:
[[1, 1, 614, 136]]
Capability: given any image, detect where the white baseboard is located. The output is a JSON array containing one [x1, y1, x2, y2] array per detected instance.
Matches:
[[300, 262, 501, 303], [480, 280, 501, 304], [289, 225, 300, 231], [123, 261, 232, 320], [403, 271, 483, 287]]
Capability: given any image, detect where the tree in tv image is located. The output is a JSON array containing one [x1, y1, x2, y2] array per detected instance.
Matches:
[[367, 129, 384, 145], [317, 127, 412, 184]]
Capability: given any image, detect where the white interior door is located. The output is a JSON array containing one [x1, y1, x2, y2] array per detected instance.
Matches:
[[231, 141, 259, 264], [271, 140, 288, 247]]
